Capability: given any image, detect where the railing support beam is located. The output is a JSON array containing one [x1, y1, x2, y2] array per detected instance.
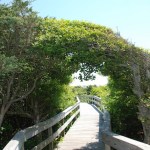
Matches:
[[48, 127, 53, 150], [4, 98, 80, 150]]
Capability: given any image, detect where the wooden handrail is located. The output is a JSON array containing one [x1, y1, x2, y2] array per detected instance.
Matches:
[[79, 95, 101, 107], [3, 97, 80, 150], [102, 132, 150, 150], [87, 95, 104, 111], [5, 95, 150, 150], [89, 95, 150, 150]]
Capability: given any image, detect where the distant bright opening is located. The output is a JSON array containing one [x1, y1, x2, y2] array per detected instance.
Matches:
[[70, 72, 108, 87]]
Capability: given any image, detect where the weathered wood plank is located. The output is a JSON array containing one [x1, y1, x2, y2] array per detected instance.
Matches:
[[56, 103, 104, 150], [3, 101, 80, 150], [3, 131, 25, 150], [24, 102, 80, 139], [32, 110, 79, 150], [4, 95, 150, 150], [102, 131, 150, 150]]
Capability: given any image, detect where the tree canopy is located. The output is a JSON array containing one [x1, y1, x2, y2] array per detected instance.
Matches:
[[1, 0, 150, 147], [34, 17, 150, 143]]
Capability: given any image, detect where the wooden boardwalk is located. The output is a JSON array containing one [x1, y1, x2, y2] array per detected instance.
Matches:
[[4, 97, 150, 150], [56, 103, 104, 150]]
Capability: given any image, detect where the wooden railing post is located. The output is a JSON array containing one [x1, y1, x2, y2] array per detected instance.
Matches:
[[4, 98, 80, 150], [21, 144, 24, 150], [48, 127, 53, 150], [103, 110, 111, 150], [62, 118, 65, 137], [105, 144, 111, 150]]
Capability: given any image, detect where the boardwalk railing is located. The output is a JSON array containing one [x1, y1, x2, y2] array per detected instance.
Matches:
[[4, 95, 150, 150], [86, 95, 150, 150], [3, 97, 80, 150]]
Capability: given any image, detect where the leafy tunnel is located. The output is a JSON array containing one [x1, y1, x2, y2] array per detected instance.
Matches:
[[35, 18, 150, 144], [1, 2, 150, 146]]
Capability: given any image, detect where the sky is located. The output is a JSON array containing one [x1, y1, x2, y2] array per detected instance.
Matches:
[[70, 72, 108, 86], [1, 0, 150, 86]]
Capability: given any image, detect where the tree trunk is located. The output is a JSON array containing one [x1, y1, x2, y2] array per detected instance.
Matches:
[[130, 63, 150, 144], [138, 103, 150, 144], [0, 103, 11, 128], [131, 64, 143, 98], [0, 77, 38, 128], [33, 101, 42, 142], [0, 113, 5, 128]]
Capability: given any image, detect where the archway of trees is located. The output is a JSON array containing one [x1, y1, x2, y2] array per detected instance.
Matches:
[[37, 18, 150, 144], [1, 0, 150, 146]]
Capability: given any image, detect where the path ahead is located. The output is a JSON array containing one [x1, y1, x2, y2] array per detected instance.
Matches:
[[56, 103, 104, 150]]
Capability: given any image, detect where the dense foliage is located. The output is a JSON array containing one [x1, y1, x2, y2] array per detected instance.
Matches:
[[0, 0, 76, 148], [107, 79, 143, 141], [73, 85, 143, 141], [39, 17, 150, 143], [1, 0, 150, 148]]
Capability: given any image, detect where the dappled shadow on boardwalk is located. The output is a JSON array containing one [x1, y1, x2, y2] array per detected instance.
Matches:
[[71, 141, 103, 150], [56, 103, 105, 150], [91, 104, 105, 149]]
